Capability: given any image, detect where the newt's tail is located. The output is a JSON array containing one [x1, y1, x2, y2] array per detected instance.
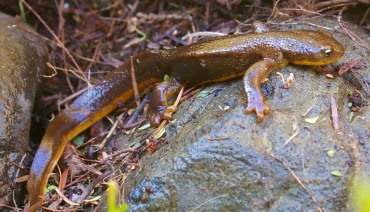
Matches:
[[27, 118, 70, 211], [26, 51, 164, 211]]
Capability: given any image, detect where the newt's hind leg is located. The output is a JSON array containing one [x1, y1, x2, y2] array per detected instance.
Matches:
[[148, 77, 182, 127]]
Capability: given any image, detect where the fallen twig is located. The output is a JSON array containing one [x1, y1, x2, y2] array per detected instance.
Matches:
[[330, 93, 340, 132], [267, 153, 323, 212], [76, 171, 111, 205], [338, 56, 362, 76]]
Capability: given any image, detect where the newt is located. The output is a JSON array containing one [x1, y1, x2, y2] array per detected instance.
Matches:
[[26, 21, 344, 211]]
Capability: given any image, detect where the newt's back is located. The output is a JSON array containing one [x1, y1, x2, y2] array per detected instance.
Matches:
[[161, 29, 343, 86]]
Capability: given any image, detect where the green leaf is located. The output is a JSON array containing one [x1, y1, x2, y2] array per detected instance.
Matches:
[[125, 129, 133, 135], [107, 180, 129, 212], [197, 90, 209, 98], [348, 102, 353, 108], [163, 75, 170, 81], [138, 123, 151, 131], [351, 176, 370, 212], [356, 89, 367, 102], [107, 181, 117, 212], [154, 127, 166, 140], [304, 116, 320, 124], [331, 170, 343, 177], [327, 150, 336, 157], [72, 135, 84, 146], [85, 195, 102, 202], [46, 185, 58, 194], [18, 1, 26, 22], [349, 112, 354, 122]]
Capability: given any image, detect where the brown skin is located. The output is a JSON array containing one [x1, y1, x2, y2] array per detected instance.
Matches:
[[26, 22, 344, 211]]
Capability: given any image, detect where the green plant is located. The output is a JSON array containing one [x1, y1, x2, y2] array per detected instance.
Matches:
[[107, 180, 129, 212]]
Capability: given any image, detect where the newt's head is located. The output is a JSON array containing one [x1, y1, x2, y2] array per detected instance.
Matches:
[[285, 29, 344, 66]]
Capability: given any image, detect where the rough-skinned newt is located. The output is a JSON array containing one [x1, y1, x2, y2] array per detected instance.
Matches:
[[26, 22, 344, 211]]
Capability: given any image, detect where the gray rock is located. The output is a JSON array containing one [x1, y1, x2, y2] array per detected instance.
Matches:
[[121, 18, 369, 211], [0, 12, 47, 206]]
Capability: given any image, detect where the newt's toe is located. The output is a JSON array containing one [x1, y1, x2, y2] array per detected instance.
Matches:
[[149, 107, 175, 127], [150, 115, 161, 127], [167, 105, 177, 113], [160, 111, 173, 120], [245, 100, 270, 123]]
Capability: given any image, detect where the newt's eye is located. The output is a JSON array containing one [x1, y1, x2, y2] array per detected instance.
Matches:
[[324, 49, 332, 56]]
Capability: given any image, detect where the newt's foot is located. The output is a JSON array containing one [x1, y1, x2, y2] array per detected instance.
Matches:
[[149, 105, 177, 127], [245, 100, 270, 123]]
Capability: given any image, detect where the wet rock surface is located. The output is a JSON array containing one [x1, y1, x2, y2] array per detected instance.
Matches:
[[0, 12, 47, 206], [121, 18, 369, 211]]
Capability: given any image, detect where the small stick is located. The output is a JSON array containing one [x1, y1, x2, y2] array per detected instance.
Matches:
[[130, 56, 141, 107], [338, 56, 362, 76], [95, 120, 119, 150], [124, 95, 150, 128], [58, 87, 88, 106], [92, 149, 138, 167], [330, 93, 340, 132], [268, 153, 323, 212], [180, 87, 202, 103], [76, 171, 111, 205], [54, 187, 79, 206], [205, 137, 230, 141]]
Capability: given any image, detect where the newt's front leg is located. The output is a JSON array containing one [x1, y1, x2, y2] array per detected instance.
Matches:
[[148, 76, 182, 127], [243, 58, 287, 122]]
